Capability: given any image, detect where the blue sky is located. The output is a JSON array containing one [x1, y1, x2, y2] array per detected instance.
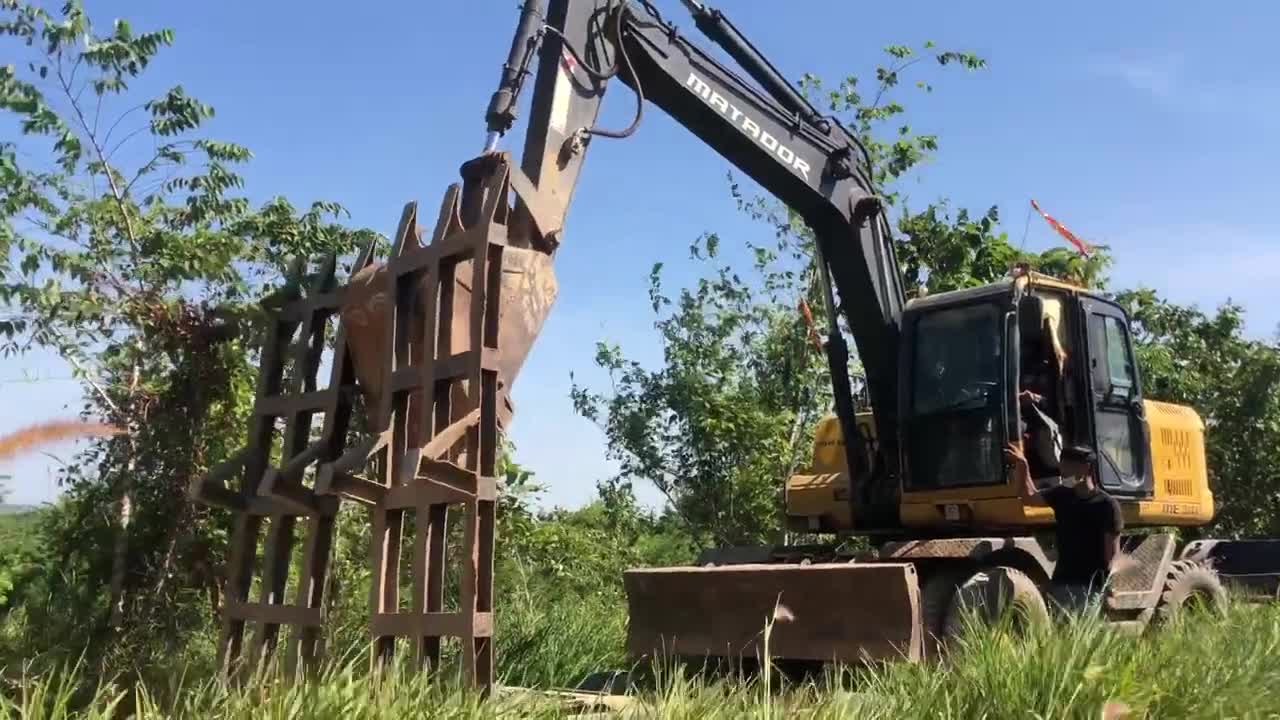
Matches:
[[2, 0, 1277, 508]]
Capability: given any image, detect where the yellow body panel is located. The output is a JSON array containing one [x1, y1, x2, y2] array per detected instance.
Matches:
[[1143, 399, 1215, 522], [784, 413, 865, 533], [899, 495, 1211, 530], [785, 398, 1215, 533], [1018, 270, 1085, 294], [809, 412, 865, 473], [784, 472, 851, 533]]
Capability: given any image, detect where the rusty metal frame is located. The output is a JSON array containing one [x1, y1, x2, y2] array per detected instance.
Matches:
[[193, 152, 553, 692], [189, 252, 362, 681], [317, 155, 546, 690]]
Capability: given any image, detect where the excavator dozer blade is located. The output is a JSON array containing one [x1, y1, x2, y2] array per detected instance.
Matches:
[[624, 562, 922, 665]]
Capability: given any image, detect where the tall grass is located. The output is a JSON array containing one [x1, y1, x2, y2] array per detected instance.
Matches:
[[4, 602, 1279, 718], [857, 602, 1280, 718], [494, 585, 627, 688]]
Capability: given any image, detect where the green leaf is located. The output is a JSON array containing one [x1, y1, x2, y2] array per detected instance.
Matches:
[[145, 85, 214, 136]]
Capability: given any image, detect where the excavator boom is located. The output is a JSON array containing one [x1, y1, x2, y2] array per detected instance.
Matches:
[[479, 0, 921, 666], [510, 0, 906, 526]]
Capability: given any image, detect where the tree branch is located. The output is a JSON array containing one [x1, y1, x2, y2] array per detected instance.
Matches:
[[27, 319, 122, 420], [101, 104, 148, 150], [124, 140, 199, 197], [39, 451, 69, 468], [867, 56, 923, 119], [19, 215, 134, 298], [52, 57, 144, 268], [92, 81, 105, 137], [57, 340, 120, 416], [66, 54, 85, 104], [105, 124, 149, 163]]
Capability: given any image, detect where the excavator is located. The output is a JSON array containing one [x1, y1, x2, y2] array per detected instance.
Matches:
[[344, 0, 1279, 668]]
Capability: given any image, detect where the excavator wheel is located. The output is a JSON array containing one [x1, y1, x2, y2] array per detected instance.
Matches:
[[943, 565, 1050, 640], [920, 566, 970, 660], [1155, 560, 1228, 625]]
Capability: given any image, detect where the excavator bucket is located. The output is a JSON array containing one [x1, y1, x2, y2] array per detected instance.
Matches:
[[339, 245, 557, 421], [623, 562, 922, 665]]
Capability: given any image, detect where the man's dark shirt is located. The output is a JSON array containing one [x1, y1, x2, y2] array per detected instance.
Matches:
[[1043, 486, 1123, 587]]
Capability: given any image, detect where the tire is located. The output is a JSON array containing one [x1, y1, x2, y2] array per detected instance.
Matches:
[[920, 566, 969, 659], [943, 565, 1050, 639], [1155, 560, 1227, 624], [575, 670, 632, 694]]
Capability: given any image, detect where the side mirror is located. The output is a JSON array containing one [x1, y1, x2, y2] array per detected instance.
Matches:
[[1106, 379, 1134, 402]]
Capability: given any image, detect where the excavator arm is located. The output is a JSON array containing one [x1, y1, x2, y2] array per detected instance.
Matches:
[[488, 0, 907, 528]]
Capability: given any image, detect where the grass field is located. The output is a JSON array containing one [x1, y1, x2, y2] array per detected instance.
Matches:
[[4, 601, 1278, 719]]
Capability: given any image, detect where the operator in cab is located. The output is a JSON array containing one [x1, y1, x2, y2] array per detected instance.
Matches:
[[1006, 442, 1124, 614]]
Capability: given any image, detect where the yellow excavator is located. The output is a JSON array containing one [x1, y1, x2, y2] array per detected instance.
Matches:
[[466, 0, 1280, 667], [326, 0, 1278, 669], [624, 266, 1241, 665]]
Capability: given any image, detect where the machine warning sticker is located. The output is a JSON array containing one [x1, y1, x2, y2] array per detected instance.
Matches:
[[548, 51, 575, 136]]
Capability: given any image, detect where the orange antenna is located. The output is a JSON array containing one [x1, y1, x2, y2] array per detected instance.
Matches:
[[1030, 199, 1094, 257], [797, 298, 823, 352]]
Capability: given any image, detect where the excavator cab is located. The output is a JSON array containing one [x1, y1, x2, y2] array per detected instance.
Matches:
[[897, 277, 1077, 503], [786, 271, 1212, 534]]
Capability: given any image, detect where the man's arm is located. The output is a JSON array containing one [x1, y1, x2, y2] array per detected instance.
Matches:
[[1102, 533, 1121, 570], [1007, 443, 1050, 507], [1102, 496, 1125, 572]]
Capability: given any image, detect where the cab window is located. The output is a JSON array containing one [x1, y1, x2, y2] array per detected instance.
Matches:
[[1088, 314, 1136, 396]]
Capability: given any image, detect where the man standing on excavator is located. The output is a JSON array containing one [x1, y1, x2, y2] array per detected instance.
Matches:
[[1007, 442, 1124, 614]]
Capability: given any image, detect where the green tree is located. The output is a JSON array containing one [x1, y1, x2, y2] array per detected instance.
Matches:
[[0, 1, 374, 672], [797, 43, 985, 205], [895, 202, 1113, 295], [573, 45, 988, 545], [1117, 289, 1280, 537], [573, 229, 824, 545], [0, 509, 41, 611], [799, 46, 1111, 296]]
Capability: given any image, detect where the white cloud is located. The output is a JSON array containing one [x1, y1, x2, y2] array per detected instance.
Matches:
[[1089, 53, 1184, 99], [1105, 224, 1280, 338], [1087, 52, 1278, 117]]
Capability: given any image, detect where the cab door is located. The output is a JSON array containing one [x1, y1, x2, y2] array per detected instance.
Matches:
[[1080, 297, 1154, 496]]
